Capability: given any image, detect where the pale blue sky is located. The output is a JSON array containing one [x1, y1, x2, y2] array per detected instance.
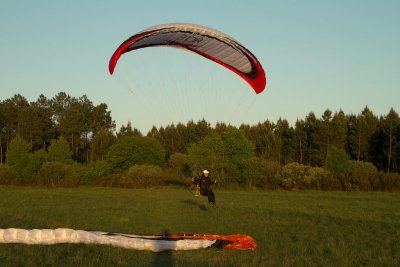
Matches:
[[1, 0, 399, 133]]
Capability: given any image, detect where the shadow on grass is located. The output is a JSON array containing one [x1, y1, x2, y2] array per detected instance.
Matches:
[[151, 229, 174, 267], [182, 199, 208, 211]]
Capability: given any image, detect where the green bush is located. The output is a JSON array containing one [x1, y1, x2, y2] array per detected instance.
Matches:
[[168, 153, 191, 178], [303, 166, 330, 190], [0, 164, 15, 184], [107, 136, 165, 170], [326, 146, 350, 174], [34, 162, 79, 187], [241, 158, 281, 189], [88, 172, 123, 187], [348, 161, 378, 191], [12, 150, 47, 185], [240, 157, 262, 188], [11, 154, 30, 184], [278, 163, 307, 190], [6, 135, 31, 166], [78, 160, 113, 185], [377, 172, 400, 191], [96, 165, 163, 188], [277, 163, 333, 190], [121, 164, 163, 188], [160, 168, 190, 188], [320, 172, 342, 190], [47, 136, 73, 163], [261, 160, 282, 189]]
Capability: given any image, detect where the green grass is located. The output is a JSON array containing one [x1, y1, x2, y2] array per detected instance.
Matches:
[[0, 186, 399, 267]]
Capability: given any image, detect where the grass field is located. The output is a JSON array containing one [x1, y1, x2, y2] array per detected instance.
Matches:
[[0, 186, 399, 267]]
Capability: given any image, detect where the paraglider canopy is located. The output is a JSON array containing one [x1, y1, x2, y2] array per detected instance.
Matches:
[[109, 23, 266, 94]]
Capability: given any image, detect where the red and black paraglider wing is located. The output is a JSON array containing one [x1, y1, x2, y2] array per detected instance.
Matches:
[[109, 23, 266, 94]]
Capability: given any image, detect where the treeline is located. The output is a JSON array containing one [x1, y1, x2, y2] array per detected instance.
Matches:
[[0, 92, 399, 191], [0, 92, 115, 163]]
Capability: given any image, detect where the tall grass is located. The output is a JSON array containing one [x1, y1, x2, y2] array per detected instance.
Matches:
[[0, 186, 399, 266]]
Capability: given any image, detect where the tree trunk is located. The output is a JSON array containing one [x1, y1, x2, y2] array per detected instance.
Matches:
[[85, 131, 88, 163], [299, 138, 303, 164], [30, 128, 33, 152], [100, 139, 104, 161], [6, 130, 10, 150], [357, 132, 361, 161], [388, 128, 392, 173], [326, 125, 330, 157], [0, 134, 3, 165], [71, 133, 74, 159]]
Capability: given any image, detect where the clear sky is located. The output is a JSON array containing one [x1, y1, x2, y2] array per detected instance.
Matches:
[[1, 0, 399, 133]]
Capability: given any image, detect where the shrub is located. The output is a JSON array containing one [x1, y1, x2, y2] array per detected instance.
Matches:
[[12, 150, 47, 185], [348, 160, 379, 191], [107, 136, 165, 170], [6, 135, 31, 166], [278, 162, 307, 190], [121, 164, 163, 188], [188, 129, 255, 185], [0, 164, 15, 185], [320, 172, 342, 190], [34, 162, 79, 187], [378, 172, 400, 191], [241, 158, 281, 189], [304, 166, 330, 190], [89, 172, 124, 187], [261, 160, 282, 189], [168, 153, 191, 178], [47, 137, 73, 163], [326, 146, 350, 174], [78, 160, 113, 185], [95, 166, 160, 188], [277, 162, 332, 190], [160, 168, 190, 188], [240, 157, 262, 188]]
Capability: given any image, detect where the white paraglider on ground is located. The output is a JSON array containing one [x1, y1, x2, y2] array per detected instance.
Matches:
[[0, 228, 256, 252], [0, 228, 216, 252]]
